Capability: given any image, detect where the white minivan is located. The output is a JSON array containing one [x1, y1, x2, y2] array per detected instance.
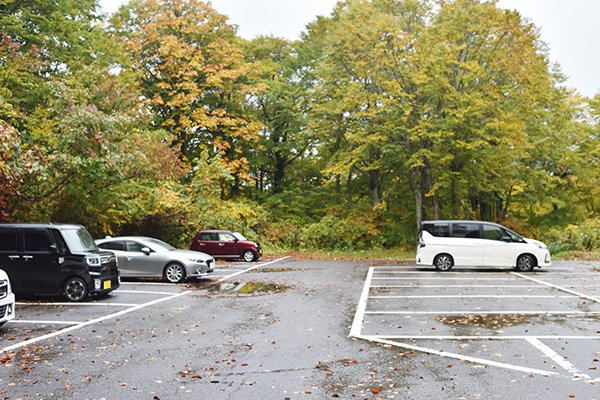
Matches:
[[416, 220, 551, 271], [0, 269, 16, 328]]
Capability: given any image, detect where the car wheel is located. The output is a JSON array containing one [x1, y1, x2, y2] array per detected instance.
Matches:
[[516, 254, 535, 272], [434, 254, 454, 271], [242, 250, 256, 262], [164, 263, 186, 283], [64, 277, 89, 302]]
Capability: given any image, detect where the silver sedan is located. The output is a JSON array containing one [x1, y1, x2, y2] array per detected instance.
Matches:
[[95, 236, 215, 283]]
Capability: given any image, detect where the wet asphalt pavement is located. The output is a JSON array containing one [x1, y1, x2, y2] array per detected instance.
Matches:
[[1, 258, 600, 399]]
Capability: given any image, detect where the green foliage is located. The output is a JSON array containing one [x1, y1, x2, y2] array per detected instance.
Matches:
[[1, 0, 599, 255], [300, 205, 383, 250], [545, 219, 600, 253]]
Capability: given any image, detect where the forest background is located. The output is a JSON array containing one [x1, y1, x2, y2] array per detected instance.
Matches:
[[1, 0, 599, 256]]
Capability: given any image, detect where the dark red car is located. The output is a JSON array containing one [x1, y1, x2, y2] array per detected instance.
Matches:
[[190, 230, 262, 262]]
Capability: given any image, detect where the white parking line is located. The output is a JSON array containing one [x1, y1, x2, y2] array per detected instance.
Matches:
[[512, 272, 600, 304], [119, 281, 178, 286], [525, 337, 591, 380], [9, 320, 81, 325], [350, 267, 374, 337], [117, 290, 180, 295], [371, 277, 518, 281], [359, 335, 558, 377], [366, 335, 600, 340], [1, 291, 190, 353], [16, 301, 138, 307], [368, 295, 576, 299], [364, 310, 600, 315], [371, 284, 600, 288]]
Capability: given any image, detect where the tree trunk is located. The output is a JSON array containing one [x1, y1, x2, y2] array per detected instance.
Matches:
[[369, 169, 380, 205], [347, 172, 353, 208], [409, 170, 423, 231], [335, 174, 341, 204]]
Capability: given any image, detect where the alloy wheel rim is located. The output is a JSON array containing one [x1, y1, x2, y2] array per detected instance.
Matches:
[[437, 256, 451, 270], [67, 280, 85, 300], [167, 266, 183, 282]]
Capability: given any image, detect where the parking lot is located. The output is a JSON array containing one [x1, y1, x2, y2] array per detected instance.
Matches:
[[2, 258, 600, 399], [1, 257, 288, 354], [351, 263, 600, 382]]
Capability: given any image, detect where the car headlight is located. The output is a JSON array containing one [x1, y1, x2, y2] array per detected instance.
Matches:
[[187, 258, 206, 264], [86, 256, 101, 266]]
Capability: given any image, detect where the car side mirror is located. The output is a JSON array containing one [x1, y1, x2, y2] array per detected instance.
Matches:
[[141, 247, 151, 255], [49, 244, 61, 254], [501, 236, 512, 242]]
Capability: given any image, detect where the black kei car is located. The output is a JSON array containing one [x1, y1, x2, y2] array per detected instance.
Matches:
[[0, 223, 119, 301]]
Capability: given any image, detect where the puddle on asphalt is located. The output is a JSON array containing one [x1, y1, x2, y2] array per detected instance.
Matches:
[[436, 314, 531, 329], [186, 280, 292, 295]]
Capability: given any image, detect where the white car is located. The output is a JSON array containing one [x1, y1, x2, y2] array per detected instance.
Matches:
[[0, 269, 16, 328], [416, 220, 551, 271], [95, 236, 215, 283]]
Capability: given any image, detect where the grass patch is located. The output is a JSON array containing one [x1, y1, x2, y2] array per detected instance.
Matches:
[[265, 248, 415, 260], [551, 250, 600, 261]]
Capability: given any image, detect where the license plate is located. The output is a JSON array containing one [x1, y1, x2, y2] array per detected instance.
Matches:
[[103, 280, 111, 290]]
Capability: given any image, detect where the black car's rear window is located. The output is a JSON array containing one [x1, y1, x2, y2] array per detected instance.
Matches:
[[0, 230, 18, 251]]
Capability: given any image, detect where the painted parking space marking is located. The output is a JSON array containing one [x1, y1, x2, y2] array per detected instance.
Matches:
[[351, 265, 600, 380], [525, 337, 590, 380], [365, 310, 600, 315], [369, 295, 577, 299], [1, 256, 291, 354], [371, 277, 517, 280], [9, 320, 83, 325], [16, 301, 138, 307], [359, 335, 559, 377], [1, 291, 190, 353], [116, 289, 180, 295], [512, 272, 600, 304]]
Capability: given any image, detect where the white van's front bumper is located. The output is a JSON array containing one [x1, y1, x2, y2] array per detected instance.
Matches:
[[1, 293, 16, 325]]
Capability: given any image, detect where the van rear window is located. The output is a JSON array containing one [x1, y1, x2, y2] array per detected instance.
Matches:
[[422, 223, 450, 237]]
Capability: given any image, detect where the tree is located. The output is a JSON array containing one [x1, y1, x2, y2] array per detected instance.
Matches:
[[114, 0, 262, 196], [244, 36, 313, 194]]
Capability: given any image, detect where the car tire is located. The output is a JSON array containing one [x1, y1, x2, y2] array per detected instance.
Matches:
[[164, 263, 186, 283], [64, 277, 89, 302], [515, 254, 535, 272], [242, 250, 257, 262], [434, 254, 454, 271]]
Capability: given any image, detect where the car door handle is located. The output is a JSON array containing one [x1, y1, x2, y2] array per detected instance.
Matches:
[[218, 243, 225, 246], [22, 255, 34, 260], [198, 243, 205, 246], [126, 256, 133, 261], [8, 255, 20, 260]]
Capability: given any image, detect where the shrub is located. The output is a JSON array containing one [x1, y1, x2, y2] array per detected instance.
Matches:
[[544, 218, 600, 252]]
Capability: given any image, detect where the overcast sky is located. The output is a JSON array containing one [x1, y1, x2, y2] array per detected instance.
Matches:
[[99, 0, 600, 98]]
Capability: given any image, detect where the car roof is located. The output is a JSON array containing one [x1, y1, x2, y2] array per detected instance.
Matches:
[[200, 230, 232, 233], [0, 223, 85, 230], [423, 220, 500, 225]]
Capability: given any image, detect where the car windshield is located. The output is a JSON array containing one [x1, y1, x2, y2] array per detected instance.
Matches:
[[503, 227, 525, 242], [61, 227, 98, 253], [232, 232, 247, 241], [145, 238, 176, 252]]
